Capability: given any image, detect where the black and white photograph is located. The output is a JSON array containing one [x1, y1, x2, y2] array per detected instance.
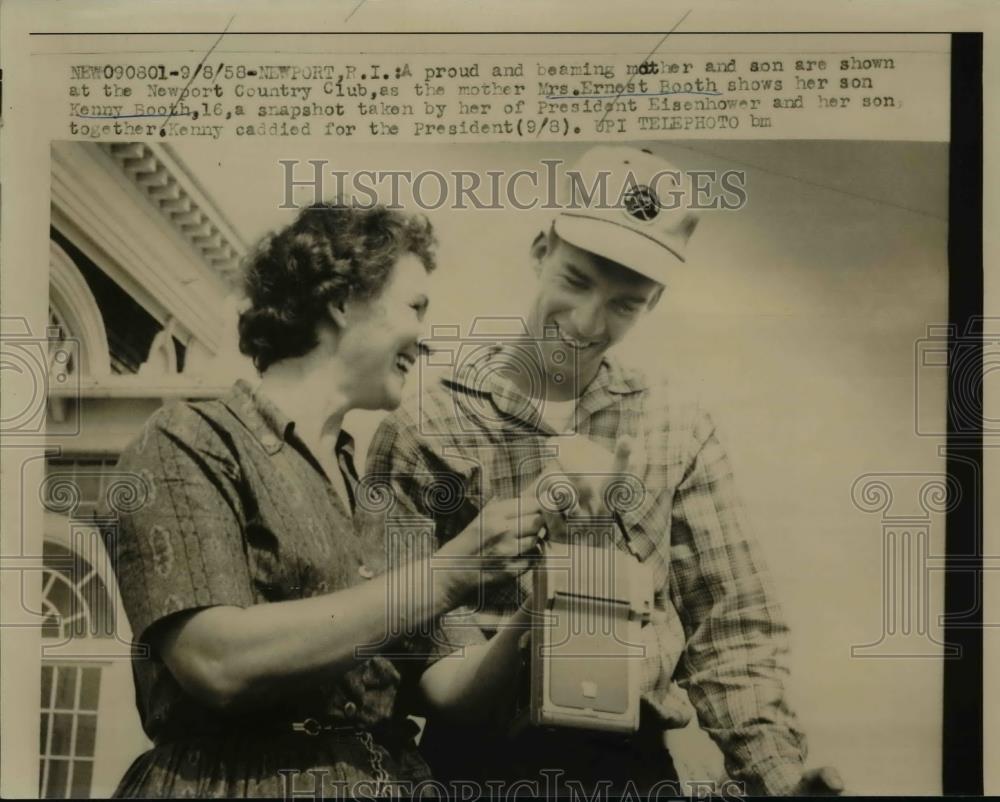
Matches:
[[0, 10, 991, 801], [31, 134, 954, 797]]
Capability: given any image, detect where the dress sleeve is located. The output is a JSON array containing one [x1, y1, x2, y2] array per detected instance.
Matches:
[[101, 402, 255, 648]]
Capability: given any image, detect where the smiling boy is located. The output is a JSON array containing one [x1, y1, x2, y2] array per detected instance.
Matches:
[[365, 146, 842, 796]]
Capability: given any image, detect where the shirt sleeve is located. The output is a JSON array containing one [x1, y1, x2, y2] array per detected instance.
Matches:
[[667, 410, 807, 796], [361, 411, 487, 668], [101, 402, 255, 649]]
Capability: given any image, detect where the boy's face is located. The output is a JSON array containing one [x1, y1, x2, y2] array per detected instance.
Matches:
[[527, 234, 662, 393]]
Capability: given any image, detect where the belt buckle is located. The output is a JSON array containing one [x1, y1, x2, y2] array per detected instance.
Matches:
[[292, 717, 359, 737], [292, 717, 324, 736]]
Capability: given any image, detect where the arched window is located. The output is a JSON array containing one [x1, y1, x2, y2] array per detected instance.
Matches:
[[38, 543, 115, 799], [40, 541, 114, 640], [48, 240, 111, 378]]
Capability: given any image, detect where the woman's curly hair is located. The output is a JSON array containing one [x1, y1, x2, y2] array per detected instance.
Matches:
[[238, 202, 437, 372]]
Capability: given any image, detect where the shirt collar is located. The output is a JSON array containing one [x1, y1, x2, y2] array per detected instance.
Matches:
[[592, 351, 649, 395], [443, 344, 647, 432], [223, 379, 356, 458]]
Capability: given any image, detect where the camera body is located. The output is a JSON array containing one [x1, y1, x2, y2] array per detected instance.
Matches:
[[513, 527, 653, 735]]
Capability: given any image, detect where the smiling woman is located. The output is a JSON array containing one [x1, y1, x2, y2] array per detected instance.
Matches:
[[237, 203, 435, 375], [98, 202, 542, 798]]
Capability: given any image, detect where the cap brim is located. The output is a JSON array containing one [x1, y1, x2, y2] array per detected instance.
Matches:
[[554, 213, 686, 284]]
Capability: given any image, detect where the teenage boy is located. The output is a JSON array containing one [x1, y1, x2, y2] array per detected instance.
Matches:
[[366, 146, 843, 796]]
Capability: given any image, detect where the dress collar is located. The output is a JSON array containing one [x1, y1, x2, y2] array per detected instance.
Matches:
[[223, 379, 355, 458]]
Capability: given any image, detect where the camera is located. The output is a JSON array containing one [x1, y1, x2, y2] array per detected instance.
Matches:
[[508, 464, 652, 736], [511, 532, 653, 735], [418, 316, 578, 436]]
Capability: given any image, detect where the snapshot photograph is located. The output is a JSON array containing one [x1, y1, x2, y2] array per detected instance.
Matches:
[[32, 136, 952, 797]]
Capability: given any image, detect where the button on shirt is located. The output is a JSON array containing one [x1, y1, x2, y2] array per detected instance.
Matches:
[[364, 346, 807, 796]]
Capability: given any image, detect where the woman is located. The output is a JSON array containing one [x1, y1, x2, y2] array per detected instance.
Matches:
[[102, 202, 544, 798]]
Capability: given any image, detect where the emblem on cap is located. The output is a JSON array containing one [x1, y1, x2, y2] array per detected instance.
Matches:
[[622, 184, 660, 223]]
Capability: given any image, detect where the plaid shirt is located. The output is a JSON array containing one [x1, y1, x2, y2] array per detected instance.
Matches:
[[365, 345, 807, 795]]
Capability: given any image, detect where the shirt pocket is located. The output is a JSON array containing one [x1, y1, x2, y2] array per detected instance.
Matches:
[[617, 479, 672, 581]]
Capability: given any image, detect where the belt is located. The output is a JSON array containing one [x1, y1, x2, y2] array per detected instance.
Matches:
[[291, 717, 359, 737], [287, 715, 421, 745], [154, 714, 418, 746], [281, 716, 420, 799]]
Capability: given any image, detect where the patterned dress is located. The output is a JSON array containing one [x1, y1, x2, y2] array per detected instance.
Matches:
[[100, 380, 434, 798]]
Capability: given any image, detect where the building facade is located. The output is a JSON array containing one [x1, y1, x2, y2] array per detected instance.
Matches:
[[40, 141, 250, 798]]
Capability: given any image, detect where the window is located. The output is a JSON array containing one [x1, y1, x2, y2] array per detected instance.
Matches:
[[39, 664, 101, 799], [40, 541, 114, 640], [50, 226, 160, 375], [40, 491, 116, 799], [40, 457, 152, 797]]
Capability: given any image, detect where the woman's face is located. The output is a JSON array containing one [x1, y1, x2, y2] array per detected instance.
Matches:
[[336, 253, 430, 411]]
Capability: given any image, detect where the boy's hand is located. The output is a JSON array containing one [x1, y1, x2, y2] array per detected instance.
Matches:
[[794, 766, 846, 796], [535, 436, 636, 518]]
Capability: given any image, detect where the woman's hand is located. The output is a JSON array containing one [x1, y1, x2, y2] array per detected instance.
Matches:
[[152, 500, 544, 712], [434, 495, 545, 605], [417, 600, 536, 725]]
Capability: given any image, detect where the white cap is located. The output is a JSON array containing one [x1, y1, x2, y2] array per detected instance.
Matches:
[[553, 146, 700, 283]]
